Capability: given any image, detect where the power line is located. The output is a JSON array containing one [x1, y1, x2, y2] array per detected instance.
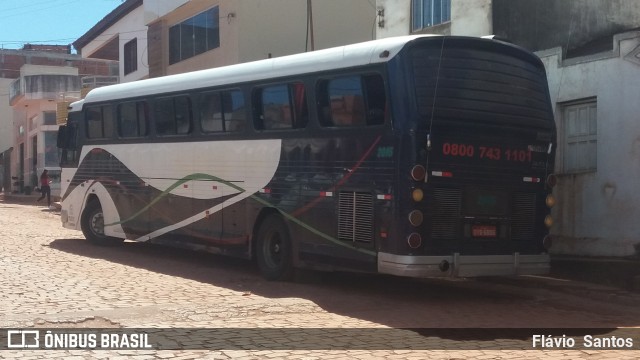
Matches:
[[0, 0, 85, 21]]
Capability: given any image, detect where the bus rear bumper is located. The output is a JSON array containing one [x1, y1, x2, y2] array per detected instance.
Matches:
[[378, 252, 550, 278]]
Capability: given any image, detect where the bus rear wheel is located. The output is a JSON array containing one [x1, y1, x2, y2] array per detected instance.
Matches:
[[80, 200, 123, 246], [256, 214, 294, 281]]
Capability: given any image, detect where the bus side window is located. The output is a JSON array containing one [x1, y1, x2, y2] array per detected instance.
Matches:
[[200, 90, 246, 133], [175, 96, 192, 135], [363, 75, 386, 126], [86, 105, 113, 139], [155, 96, 192, 136], [255, 82, 307, 131], [223, 90, 247, 132], [319, 76, 365, 127], [118, 101, 148, 138], [200, 92, 224, 132], [318, 74, 386, 127]]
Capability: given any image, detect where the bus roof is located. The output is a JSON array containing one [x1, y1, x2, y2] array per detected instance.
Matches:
[[83, 35, 439, 104]]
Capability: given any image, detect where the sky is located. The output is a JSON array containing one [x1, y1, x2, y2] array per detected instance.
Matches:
[[0, 0, 124, 50]]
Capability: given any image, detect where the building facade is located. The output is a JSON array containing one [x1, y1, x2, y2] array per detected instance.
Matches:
[[1, 47, 117, 196], [143, 0, 378, 77], [73, 0, 147, 83], [375, 0, 640, 257]]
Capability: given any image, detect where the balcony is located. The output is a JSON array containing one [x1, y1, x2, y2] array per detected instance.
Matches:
[[80, 75, 119, 98], [10, 74, 80, 106], [81, 75, 119, 88]]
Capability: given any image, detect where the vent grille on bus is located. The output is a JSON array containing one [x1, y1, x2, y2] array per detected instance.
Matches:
[[511, 193, 537, 241], [338, 192, 374, 243], [432, 188, 462, 240]]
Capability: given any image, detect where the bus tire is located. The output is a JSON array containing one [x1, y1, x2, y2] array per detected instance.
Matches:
[[256, 214, 294, 281], [80, 200, 123, 246]]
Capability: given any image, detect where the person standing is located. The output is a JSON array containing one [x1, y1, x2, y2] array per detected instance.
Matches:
[[36, 170, 51, 207]]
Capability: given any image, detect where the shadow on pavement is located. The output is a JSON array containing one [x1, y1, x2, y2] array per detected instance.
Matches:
[[48, 237, 640, 332]]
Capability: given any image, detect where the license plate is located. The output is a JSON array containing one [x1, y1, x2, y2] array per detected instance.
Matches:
[[472, 225, 497, 238]]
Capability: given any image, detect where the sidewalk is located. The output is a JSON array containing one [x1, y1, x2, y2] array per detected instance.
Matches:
[[551, 255, 640, 292], [0, 192, 61, 210]]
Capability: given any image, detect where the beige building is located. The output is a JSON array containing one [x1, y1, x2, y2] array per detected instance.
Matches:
[[4, 49, 118, 196], [143, 0, 378, 77]]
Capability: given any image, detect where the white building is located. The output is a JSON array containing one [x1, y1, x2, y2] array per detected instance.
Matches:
[[74, 0, 148, 83], [538, 31, 640, 256]]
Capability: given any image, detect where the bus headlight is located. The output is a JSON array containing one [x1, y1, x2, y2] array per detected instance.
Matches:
[[546, 194, 556, 208], [544, 215, 554, 228], [408, 210, 424, 227]]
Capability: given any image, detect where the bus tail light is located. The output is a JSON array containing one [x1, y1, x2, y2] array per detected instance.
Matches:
[[408, 210, 423, 226], [546, 174, 558, 188], [412, 188, 424, 202], [411, 165, 426, 181], [546, 194, 556, 208], [544, 215, 554, 228], [543, 235, 553, 250], [407, 233, 422, 249]]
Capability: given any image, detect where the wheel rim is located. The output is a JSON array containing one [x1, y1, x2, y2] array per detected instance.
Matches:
[[265, 231, 282, 268], [90, 211, 105, 237]]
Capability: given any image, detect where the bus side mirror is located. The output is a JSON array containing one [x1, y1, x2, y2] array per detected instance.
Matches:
[[57, 125, 69, 148]]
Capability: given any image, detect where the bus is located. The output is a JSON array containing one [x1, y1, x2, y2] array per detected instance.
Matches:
[[57, 35, 557, 280]]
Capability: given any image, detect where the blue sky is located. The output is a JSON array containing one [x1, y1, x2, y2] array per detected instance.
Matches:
[[0, 0, 124, 50]]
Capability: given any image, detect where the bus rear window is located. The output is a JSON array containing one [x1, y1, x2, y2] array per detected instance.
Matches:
[[317, 74, 385, 127]]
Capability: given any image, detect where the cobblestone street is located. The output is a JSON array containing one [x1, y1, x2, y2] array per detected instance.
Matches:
[[2, 199, 640, 359]]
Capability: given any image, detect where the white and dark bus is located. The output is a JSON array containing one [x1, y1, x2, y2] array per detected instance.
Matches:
[[57, 35, 557, 280]]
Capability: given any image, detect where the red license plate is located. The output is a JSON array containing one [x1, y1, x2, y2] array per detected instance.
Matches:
[[472, 225, 497, 238]]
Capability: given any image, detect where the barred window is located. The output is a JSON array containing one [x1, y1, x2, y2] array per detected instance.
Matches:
[[561, 100, 597, 173], [412, 0, 451, 31]]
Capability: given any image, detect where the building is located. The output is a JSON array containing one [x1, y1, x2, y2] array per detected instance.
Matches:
[[375, 0, 640, 257], [143, 0, 378, 77], [73, 0, 378, 80], [73, 0, 147, 83], [2, 47, 118, 196]]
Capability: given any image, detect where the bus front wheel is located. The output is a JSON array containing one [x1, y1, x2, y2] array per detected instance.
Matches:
[[80, 200, 123, 246], [256, 214, 294, 281]]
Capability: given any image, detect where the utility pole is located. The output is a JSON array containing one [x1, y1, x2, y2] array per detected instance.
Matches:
[[307, 0, 315, 51]]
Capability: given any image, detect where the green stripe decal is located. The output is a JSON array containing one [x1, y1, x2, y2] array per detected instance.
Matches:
[[105, 173, 244, 227], [105, 173, 376, 257]]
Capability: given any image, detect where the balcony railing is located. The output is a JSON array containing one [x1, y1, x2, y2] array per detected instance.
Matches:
[[81, 76, 119, 89], [9, 74, 80, 105]]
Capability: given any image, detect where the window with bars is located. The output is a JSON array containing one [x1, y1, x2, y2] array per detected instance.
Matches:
[[412, 0, 451, 31], [561, 100, 597, 173]]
